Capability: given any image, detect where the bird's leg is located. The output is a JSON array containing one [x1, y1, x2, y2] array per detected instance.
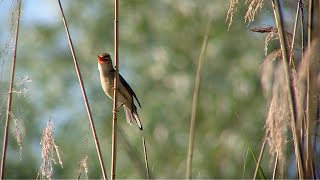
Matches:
[[111, 85, 118, 92]]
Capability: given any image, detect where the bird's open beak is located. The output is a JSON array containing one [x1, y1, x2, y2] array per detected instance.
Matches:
[[97, 55, 103, 62]]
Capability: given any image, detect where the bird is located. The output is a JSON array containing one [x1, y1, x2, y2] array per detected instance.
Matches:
[[97, 52, 143, 131]]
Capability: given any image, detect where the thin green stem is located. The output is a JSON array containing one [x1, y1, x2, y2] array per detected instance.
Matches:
[[186, 16, 212, 179], [142, 137, 150, 179], [117, 128, 150, 177], [253, 136, 266, 180]]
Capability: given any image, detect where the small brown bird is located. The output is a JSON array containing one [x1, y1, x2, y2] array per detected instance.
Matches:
[[97, 52, 143, 131]]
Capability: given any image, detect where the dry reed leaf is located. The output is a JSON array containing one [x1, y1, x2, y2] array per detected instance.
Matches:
[[13, 117, 23, 160], [264, 30, 279, 57], [5, 112, 24, 160], [226, 0, 265, 29], [226, 0, 239, 30], [297, 39, 320, 83], [260, 49, 282, 97], [77, 155, 89, 180], [244, 0, 264, 23], [296, 39, 320, 143], [37, 119, 63, 180], [12, 76, 32, 97], [250, 26, 278, 56], [0, 1, 18, 60], [265, 62, 289, 176]]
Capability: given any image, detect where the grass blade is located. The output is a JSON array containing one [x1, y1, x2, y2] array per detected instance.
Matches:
[[252, 135, 267, 180], [243, 134, 266, 180], [186, 15, 212, 179]]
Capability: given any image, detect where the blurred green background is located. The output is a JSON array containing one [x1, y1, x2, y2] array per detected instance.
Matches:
[[0, 0, 275, 178]]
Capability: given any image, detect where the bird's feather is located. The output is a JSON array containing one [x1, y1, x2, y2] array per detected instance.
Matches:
[[124, 106, 133, 124], [119, 74, 141, 108], [133, 111, 143, 131]]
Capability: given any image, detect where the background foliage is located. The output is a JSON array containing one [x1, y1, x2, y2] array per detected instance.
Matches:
[[0, 0, 288, 178]]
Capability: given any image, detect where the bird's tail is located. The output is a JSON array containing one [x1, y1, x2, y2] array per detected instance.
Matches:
[[133, 111, 143, 131], [124, 107, 133, 124], [124, 104, 143, 131]]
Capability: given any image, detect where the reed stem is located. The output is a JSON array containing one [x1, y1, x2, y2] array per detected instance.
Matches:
[[111, 0, 119, 179], [0, 1, 22, 179], [57, 1, 108, 179]]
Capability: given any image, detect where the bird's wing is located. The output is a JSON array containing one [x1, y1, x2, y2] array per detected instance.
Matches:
[[119, 74, 141, 108]]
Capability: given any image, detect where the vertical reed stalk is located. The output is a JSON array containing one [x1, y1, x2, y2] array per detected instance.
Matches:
[[0, 1, 21, 179], [297, 0, 305, 145], [291, 1, 302, 146], [299, 0, 305, 58], [111, 0, 119, 179], [57, 1, 108, 179], [142, 137, 150, 179], [186, 16, 212, 179], [305, 0, 315, 177], [308, 0, 314, 47], [270, 0, 303, 178]]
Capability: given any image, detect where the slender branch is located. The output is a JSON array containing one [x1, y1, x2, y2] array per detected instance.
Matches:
[[117, 128, 150, 177], [305, 0, 315, 177], [272, 153, 278, 180], [142, 137, 150, 179], [299, 0, 305, 58], [186, 16, 212, 179], [308, 0, 314, 47], [0, 1, 21, 179], [56, 1, 108, 179], [289, 0, 301, 67], [297, 0, 305, 146], [271, 0, 304, 178], [253, 136, 266, 180], [290, 0, 302, 144], [111, 0, 119, 179]]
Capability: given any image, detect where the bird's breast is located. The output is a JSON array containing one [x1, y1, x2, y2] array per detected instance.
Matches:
[[100, 73, 114, 99]]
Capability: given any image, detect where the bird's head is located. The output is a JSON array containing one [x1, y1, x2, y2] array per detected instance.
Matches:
[[97, 53, 112, 64], [97, 53, 114, 73], [97, 52, 114, 69]]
